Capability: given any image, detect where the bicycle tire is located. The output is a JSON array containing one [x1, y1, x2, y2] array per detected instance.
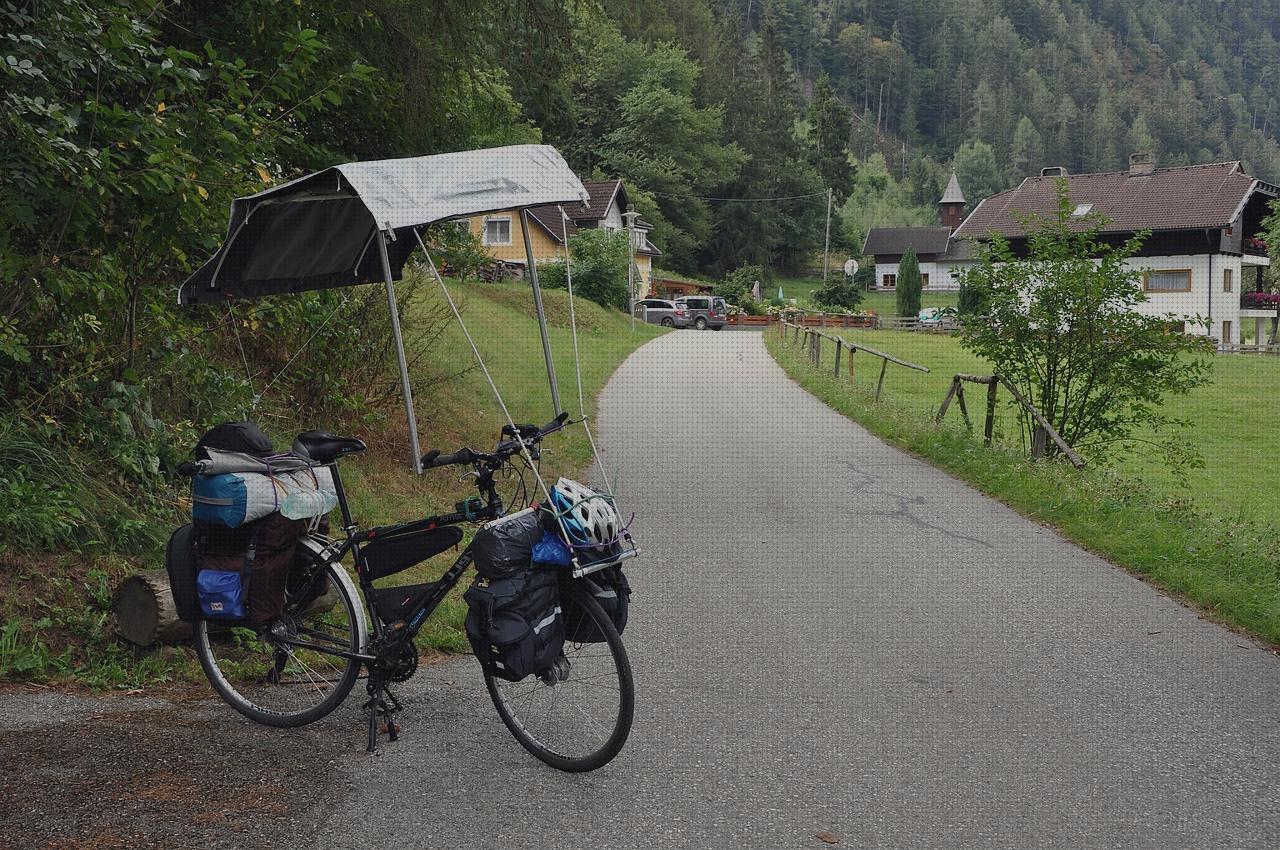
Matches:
[[195, 561, 362, 728], [484, 579, 635, 772]]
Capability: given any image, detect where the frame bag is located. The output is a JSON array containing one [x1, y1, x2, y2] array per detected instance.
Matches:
[[464, 566, 564, 682]]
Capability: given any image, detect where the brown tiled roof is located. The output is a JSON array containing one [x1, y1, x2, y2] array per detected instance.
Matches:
[[862, 226, 953, 257], [525, 205, 578, 244], [563, 179, 625, 222], [955, 161, 1270, 239]]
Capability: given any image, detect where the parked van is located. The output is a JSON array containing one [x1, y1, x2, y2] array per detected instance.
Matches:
[[674, 295, 728, 330]]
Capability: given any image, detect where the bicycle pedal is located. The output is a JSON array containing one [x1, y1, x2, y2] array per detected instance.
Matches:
[[378, 722, 401, 734]]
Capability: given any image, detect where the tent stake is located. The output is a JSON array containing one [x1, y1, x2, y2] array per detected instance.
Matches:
[[378, 231, 423, 473], [521, 209, 562, 416]]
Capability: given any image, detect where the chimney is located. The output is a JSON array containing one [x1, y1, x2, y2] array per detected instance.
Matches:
[[939, 172, 966, 233], [1128, 152, 1154, 176], [1040, 166, 1067, 177]]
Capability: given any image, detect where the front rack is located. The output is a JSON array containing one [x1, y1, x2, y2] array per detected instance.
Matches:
[[572, 539, 641, 579]]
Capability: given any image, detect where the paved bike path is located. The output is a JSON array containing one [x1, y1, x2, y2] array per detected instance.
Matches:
[[301, 329, 1280, 849]]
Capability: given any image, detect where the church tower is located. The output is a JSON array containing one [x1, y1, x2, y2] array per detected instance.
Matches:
[[940, 172, 966, 233]]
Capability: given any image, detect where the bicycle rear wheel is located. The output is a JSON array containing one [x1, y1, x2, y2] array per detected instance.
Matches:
[[195, 561, 363, 727], [484, 579, 635, 772]]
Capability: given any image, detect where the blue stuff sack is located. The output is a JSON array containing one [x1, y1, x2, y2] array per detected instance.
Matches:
[[197, 569, 246, 619], [531, 530, 572, 567]]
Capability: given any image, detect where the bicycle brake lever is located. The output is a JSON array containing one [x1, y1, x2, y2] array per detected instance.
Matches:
[[458, 470, 480, 483]]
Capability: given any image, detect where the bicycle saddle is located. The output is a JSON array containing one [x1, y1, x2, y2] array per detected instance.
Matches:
[[293, 430, 367, 463]]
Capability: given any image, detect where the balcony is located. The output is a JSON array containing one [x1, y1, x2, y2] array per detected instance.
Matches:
[[1242, 237, 1271, 266], [1241, 291, 1280, 314]]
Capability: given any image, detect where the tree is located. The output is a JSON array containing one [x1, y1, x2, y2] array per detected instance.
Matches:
[[539, 229, 631, 311], [952, 140, 1005, 204], [1009, 115, 1045, 183], [896, 249, 923, 316], [957, 277, 985, 315], [957, 182, 1212, 462], [807, 73, 855, 202]]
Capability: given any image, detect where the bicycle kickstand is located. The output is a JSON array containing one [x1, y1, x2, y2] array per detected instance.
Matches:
[[363, 678, 402, 753]]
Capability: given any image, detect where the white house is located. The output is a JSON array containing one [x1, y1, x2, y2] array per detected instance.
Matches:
[[955, 156, 1276, 346], [865, 157, 1278, 346], [863, 172, 972, 292]]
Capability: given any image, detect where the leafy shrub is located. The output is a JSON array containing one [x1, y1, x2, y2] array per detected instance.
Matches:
[[958, 181, 1212, 463], [812, 274, 865, 310], [539, 229, 631, 311], [714, 264, 768, 304]]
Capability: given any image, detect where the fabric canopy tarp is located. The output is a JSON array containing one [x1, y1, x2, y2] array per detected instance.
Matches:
[[178, 144, 588, 305]]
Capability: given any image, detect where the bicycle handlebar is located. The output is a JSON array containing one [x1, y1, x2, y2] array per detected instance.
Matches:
[[421, 412, 569, 470]]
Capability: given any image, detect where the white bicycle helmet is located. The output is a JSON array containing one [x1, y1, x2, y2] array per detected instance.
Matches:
[[549, 478, 620, 550]]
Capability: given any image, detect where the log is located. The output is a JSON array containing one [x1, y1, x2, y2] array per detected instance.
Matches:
[[114, 571, 189, 647], [113, 569, 340, 647]]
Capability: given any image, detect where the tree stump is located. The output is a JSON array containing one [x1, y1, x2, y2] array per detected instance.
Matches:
[[113, 569, 339, 647]]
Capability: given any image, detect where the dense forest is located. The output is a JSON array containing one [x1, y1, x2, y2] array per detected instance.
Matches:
[[6, 0, 1280, 552]]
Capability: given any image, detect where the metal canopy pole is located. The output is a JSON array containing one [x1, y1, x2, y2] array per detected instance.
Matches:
[[520, 208, 562, 416], [377, 229, 423, 474]]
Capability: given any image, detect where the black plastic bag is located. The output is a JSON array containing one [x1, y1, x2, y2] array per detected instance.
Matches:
[[471, 508, 546, 579]]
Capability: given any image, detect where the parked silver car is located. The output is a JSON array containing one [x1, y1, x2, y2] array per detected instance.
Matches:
[[633, 298, 690, 328], [674, 295, 728, 330]]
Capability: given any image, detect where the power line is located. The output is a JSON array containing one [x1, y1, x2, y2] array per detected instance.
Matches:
[[644, 189, 829, 202]]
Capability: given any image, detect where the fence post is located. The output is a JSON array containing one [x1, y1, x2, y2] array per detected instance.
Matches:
[[1031, 425, 1048, 459], [833, 339, 842, 377], [848, 346, 856, 380], [874, 357, 888, 402], [984, 378, 998, 446], [936, 376, 960, 423], [821, 312, 827, 328], [814, 333, 821, 367]]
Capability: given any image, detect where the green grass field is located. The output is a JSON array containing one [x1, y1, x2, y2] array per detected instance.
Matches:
[[816, 328, 1280, 521], [773, 274, 958, 314]]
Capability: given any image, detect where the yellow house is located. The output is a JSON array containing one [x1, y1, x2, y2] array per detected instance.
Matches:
[[468, 178, 661, 294]]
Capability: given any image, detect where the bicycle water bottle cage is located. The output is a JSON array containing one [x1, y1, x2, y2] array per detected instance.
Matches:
[[456, 496, 486, 520]]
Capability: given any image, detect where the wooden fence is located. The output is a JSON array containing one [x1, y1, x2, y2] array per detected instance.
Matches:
[[936, 373, 1085, 469], [733, 312, 876, 329], [779, 320, 929, 402]]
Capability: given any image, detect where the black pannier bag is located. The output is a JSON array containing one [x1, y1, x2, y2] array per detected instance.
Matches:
[[471, 508, 547, 580], [192, 512, 305, 627], [564, 566, 631, 643], [165, 524, 199, 623], [360, 522, 463, 581], [464, 567, 564, 682], [195, 420, 274, 460]]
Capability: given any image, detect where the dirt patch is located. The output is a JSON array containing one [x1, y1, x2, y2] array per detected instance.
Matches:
[[0, 704, 335, 849]]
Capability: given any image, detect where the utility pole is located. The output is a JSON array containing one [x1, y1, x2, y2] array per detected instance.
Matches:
[[822, 187, 833, 285], [623, 210, 640, 332]]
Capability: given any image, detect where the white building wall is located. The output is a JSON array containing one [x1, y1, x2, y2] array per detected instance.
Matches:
[[1124, 254, 1240, 344], [874, 261, 965, 291]]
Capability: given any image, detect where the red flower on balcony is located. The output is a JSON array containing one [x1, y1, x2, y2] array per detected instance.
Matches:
[[1242, 291, 1280, 308], [1243, 236, 1269, 254]]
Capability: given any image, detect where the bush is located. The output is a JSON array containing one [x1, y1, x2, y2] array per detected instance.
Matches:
[[896, 249, 923, 316], [812, 274, 864, 311], [714, 264, 769, 304], [957, 278, 985, 315], [539, 229, 631, 311]]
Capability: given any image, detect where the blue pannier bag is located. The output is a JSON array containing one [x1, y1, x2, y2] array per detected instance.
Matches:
[[197, 569, 246, 619]]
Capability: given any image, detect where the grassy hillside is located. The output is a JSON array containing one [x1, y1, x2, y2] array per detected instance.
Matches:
[[0, 277, 661, 687]]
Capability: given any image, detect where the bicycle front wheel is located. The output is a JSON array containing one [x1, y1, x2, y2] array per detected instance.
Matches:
[[485, 579, 635, 772], [195, 561, 363, 727]]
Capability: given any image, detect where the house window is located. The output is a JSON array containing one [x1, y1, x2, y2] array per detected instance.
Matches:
[[921, 273, 930, 288], [1222, 321, 1233, 344], [1143, 269, 1192, 293], [882, 273, 897, 288], [1071, 203, 1094, 218], [482, 217, 511, 245], [1224, 268, 1233, 293]]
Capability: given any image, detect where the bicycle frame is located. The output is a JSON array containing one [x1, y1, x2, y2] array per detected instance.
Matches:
[[272, 457, 504, 664]]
